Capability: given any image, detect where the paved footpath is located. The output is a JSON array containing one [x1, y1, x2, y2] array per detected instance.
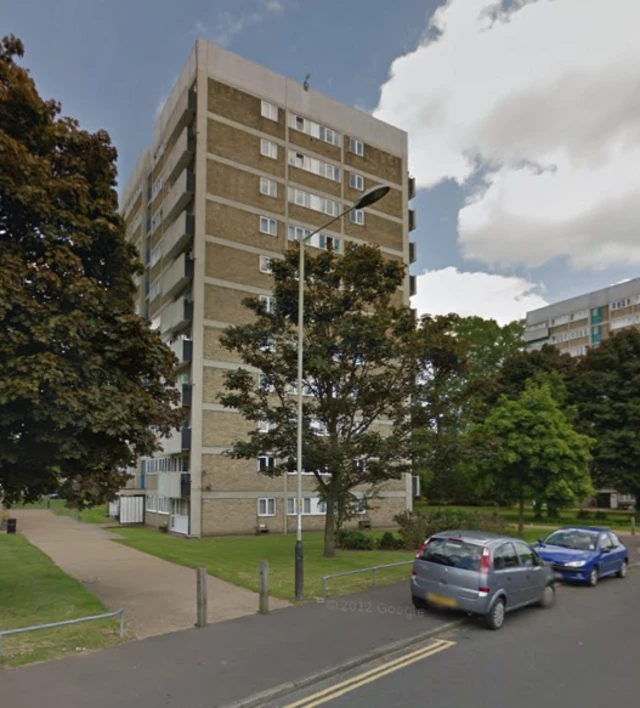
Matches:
[[12, 510, 289, 639], [0, 581, 452, 708]]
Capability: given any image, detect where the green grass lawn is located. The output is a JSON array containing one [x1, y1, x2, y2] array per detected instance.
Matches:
[[0, 534, 123, 668], [17, 498, 111, 524], [413, 502, 635, 531], [116, 527, 416, 602]]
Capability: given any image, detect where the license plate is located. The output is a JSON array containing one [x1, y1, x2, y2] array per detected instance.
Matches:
[[427, 593, 458, 608]]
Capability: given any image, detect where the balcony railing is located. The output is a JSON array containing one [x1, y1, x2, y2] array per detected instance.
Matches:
[[164, 127, 195, 185], [164, 211, 195, 261], [164, 252, 194, 300], [164, 86, 196, 150], [164, 169, 195, 226], [180, 473, 191, 499], [161, 295, 193, 335], [169, 337, 193, 365]]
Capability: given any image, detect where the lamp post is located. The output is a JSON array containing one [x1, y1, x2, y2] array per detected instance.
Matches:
[[294, 184, 390, 601]]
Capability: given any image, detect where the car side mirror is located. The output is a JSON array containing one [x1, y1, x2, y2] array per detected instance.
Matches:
[[537, 539, 544, 545]]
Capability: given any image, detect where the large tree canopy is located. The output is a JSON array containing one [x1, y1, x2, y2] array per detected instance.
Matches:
[[219, 242, 417, 556], [470, 377, 594, 534], [569, 329, 640, 502], [0, 36, 182, 507]]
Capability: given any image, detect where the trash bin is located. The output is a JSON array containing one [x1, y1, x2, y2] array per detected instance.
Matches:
[[7, 518, 17, 534]]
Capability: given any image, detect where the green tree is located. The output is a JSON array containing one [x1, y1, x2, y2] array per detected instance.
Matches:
[[0, 36, 182, 507], [470, 377, 594, 534], [569, 329, 640, 504], [219, 243, 417, 557]]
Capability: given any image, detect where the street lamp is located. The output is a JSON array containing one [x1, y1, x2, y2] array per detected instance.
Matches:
[[294, 184, 390, 601]]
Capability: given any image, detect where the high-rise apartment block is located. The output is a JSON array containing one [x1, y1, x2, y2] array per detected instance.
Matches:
[[119, 39, 418, 536], [524, 277, 640, 357]]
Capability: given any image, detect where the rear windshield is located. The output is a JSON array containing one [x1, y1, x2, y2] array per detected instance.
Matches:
[[420, 538, 483, 571]]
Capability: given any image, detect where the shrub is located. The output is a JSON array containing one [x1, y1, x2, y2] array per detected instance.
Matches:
[[393, 509, 507, 551], [376, 531, 404, 550], [337, 529, 373, 550], [577, 509, 593, 520], [595, 511, 608, 521]]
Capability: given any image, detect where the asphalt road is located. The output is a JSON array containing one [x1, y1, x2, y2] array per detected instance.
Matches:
[[265, 566, 640, 708]]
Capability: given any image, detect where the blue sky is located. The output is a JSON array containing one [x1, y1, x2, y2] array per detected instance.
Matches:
[[3, 0, 639, 323]]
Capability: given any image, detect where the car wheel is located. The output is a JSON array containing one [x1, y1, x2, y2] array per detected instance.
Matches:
[[588, 566, 599, 587], [412, 595, 427, 610], [616, 560, 628, 579], [484, 598, 506, 631], [539, 584, 555, 608]]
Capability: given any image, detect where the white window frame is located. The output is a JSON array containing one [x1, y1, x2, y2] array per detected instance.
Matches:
[[260, 100, 279, 122], [310, 420, 329, 436], [258, 455, 276, 473], [288, 114, 341, 146], [260, 295, 276, 314], [150, 281, 162, 302], [151, 209, 163, 233], [260, 216, 278, 236], [260, 138, 278, 159], [288, 150, 340, 182], [350, 209, 365, 225], [287, 187, 340, 217], [349, 138, 364, 156], [146, 494, 157, 512], [152, 175, 164, 201], [260, 177, 278, 198], [350, 173, 364, 191], [151, 245, 162, 267], [258, 420, 276, 433], [258, 497, 276, 517], [287, 225, 341, 253], [259, 255, 274, 273], [157, 495, 170, 515]]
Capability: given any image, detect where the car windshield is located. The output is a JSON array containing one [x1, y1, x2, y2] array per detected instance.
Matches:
[[544, 529, 598, 551], [421, 538, 483, 571]]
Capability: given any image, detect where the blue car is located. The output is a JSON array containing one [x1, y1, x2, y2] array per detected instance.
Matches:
[[534, 526, 629, 587]]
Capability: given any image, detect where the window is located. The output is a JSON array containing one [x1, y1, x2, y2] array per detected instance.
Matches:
[[260, 216, 278, 236], [260, 138, 278, 159], [260, 295, 276, 314], [350, 173, 364, 191], [151, 245, 162, 267], [258, 456, 276, 472], [310, 420, 329, 436], [150, 281, 162, 301], [349, 138, 364, 156], [258, 498, 276, 517], [605, 532, 621, 549], [354, 499, 367, 515], [151, 209, 163, 233], [146, 494, 157, 512], [513, 541, 536, 568], [287, 497, 316, 515], [259, 337, 276, 353], [317, 500, 327, 514], [421, 538, 483, 570], [288, 150, 340, 182], [287, 187, 340, 217], [350, 209, 365, 225], [260, 177, 278, 198], [259, 373, 276, 393], [599, 533, 616, 551], [157, 495, 170, 515], [152, 176, 164, 201], [259, 255, 274, 273], [261, 100, 278, 121], [611, 298, 631, 311], [493, 542, 520, 570], [288, 114, 341, 146], [154, 142, 165, 162], [258, 420, 276, 433]]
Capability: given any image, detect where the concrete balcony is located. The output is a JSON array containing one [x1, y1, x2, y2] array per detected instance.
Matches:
[[164, 211, 195, 261], [169, 337, 193, 365], [161, 295, 193, 336], [164, 168, 195, 226], [160, 427, 192, 456], [158, 471, 182, 498], [164, 252, 194, 300], [523, 326, 550, 343], [409, 241, 417, 264], [408, 175, 416, 200], [408, 208, 417, 232], [165, 86, 196, 148], [409, 274, 417, 297], [164, 127, 195, 185]]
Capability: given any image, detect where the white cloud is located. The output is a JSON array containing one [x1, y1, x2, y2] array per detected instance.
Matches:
[[210, 0, 285, 46], [412, 267, 548, 324], [375, 0, 640, 271]]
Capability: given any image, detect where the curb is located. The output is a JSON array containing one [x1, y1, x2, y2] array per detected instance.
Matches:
[[217, 618, 464, 708]]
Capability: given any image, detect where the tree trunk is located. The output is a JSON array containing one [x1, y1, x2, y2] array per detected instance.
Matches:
[[518, 492, 525, 537], [324, 498, 337, 558]]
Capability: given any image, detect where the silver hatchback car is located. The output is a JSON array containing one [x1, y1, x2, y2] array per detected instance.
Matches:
[[411, 530, 555, 630]]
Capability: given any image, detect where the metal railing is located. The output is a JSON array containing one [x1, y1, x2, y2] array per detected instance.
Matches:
[[0, 608, 125, 664], [322, 561, 413, 599]]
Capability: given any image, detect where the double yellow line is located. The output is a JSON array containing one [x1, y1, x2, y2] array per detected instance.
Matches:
[[281, 638, 456, 707]]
